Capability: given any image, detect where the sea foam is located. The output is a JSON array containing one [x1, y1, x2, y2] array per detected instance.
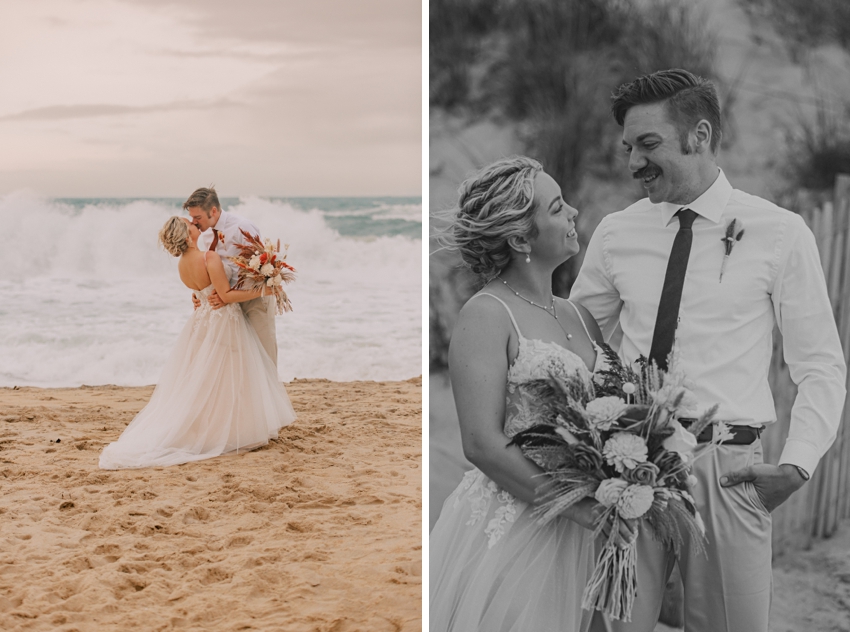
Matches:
[[0, 192, 421, 387]]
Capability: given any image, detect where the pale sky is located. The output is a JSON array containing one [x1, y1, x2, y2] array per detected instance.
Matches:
[[0, 0, 421, 196]]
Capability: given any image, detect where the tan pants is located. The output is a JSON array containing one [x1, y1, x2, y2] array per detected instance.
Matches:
[[607, 440, 773, 632], [241, 296, 278, 367]]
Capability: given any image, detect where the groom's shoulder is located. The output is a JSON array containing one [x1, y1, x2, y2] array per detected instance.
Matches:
[[729, 188, 809, 235], [223, 211, 261, 233]]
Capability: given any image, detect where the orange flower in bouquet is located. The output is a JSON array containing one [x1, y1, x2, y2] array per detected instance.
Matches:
[[228, 228, 296, 314]]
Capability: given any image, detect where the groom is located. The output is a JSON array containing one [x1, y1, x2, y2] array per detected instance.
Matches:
[[571, 69, 846, 631], [184, 186, 278, 366]]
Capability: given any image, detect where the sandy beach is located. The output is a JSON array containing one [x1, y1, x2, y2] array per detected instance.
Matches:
[[0, 377, 421, 632]]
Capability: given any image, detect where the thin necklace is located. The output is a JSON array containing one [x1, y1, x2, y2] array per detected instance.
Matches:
[[498, 277, 573, 341]]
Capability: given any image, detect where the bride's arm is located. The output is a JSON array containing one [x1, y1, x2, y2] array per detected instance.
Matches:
[[449, 298, 604, 531], [205, 251, 264, 304]]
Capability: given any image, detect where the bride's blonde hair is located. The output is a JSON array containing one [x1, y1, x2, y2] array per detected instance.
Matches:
[[159, 216, 190, 257], [433, 155, 543, 277]]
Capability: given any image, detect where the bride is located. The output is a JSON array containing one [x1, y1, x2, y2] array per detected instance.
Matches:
[[430, 156, 633, 631], [99, 217, 296, 469]]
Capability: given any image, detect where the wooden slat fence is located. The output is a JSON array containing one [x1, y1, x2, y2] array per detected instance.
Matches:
[[765, 173, 850, 556]]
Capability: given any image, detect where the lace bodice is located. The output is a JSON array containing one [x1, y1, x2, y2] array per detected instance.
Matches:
[[190, 284, 240, 327], [473, 293, 603, 438], [193, 284, 215, 301]]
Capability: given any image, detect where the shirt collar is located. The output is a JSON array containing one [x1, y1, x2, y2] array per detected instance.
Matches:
[[657, 168, 731, 227]]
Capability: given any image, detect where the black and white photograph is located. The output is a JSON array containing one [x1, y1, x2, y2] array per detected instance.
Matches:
[[429, 1, 850, 631], [0, 1, 422, 630]]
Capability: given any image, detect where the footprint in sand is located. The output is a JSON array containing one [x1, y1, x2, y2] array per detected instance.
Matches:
[[227, 535, 253, 548], [182, 506, 211, 524], [199, 566, 232, 585]]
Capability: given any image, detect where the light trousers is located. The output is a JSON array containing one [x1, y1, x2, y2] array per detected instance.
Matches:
[[608, 439, 773, 632], [241, 296, 278, 367]]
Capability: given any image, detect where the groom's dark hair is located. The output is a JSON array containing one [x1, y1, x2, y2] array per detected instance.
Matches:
[[611, 68, 722, 153], [182, 186, 220, 216]]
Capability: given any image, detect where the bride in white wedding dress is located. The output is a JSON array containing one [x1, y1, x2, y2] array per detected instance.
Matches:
[[430, 157, 635, 632], [99, 217, 296, 470]]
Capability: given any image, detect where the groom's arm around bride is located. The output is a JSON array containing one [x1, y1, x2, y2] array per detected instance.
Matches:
[[184, 186, 279, 366]]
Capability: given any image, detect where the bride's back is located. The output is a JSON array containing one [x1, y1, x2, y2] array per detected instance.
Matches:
[[178, 250, 212, 291]]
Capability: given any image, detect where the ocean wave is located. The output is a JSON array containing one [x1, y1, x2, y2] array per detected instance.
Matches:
[[0, 191, 421, 385]]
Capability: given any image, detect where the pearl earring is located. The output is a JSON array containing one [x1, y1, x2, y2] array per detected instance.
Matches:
[[525, 253, 531, 264]]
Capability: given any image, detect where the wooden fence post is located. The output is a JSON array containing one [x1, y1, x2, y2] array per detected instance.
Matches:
[[769, 174, 850, 554]]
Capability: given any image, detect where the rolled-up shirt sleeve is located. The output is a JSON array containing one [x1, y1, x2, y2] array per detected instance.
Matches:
[[570, 216, 623, 342], [773, 216, 847, 475]]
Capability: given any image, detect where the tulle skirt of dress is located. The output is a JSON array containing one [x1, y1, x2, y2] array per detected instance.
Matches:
[[430, 469, 595, 632], [99, 299, 296, 469]]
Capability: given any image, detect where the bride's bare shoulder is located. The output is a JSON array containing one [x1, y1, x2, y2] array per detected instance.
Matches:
[[455, 291, 513, 335]]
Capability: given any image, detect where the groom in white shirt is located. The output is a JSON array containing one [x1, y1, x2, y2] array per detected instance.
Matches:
[[571, 69, 846, 631], [183, 186, 278, 366]]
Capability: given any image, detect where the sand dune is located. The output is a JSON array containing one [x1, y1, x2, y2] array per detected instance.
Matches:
[[0, 378, 421, 632]]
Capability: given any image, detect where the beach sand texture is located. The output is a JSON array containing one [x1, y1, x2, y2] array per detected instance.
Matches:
[[0, 378, 422, 632]]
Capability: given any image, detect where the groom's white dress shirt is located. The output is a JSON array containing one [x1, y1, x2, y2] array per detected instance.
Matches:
[[571, 169, 846, 476], [198, 211, 263, 285]]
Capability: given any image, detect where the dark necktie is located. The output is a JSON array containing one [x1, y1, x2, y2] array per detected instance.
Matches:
[[649, 208, 697, 371]]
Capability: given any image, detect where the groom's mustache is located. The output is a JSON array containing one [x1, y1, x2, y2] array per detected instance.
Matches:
[[633, 164, 662, 180]]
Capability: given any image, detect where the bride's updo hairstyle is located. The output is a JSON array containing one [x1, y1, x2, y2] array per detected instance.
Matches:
[[159, 216, 190, 257], [444, 155, 543, 277]]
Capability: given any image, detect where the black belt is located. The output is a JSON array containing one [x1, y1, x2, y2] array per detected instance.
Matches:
[[680, 419, 763, 445]]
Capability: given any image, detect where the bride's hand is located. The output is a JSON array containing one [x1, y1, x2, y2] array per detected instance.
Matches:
[[191, 294, 201, 311], [563, 498, 637, 544]]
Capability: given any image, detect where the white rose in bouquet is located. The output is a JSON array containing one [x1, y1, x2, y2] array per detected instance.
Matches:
[[249, 255, 262, 270], [595, 478, 629, 507], [272, 274, 282, 286], [260, 263, 275, 276]]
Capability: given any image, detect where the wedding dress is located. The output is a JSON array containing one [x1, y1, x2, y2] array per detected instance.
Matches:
[[430, 294, 604, 632], [99, 284, 296, 469]]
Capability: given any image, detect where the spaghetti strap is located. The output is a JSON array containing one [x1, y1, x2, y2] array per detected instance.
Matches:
[[565, 300, 595, 346], [473, 292, 523, 338]]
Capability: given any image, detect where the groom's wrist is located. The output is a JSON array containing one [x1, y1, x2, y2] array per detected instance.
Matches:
[[778, 463, 809, 488]]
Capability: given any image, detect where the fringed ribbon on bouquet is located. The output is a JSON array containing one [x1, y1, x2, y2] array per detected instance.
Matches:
[[581, 523, 639, 622]]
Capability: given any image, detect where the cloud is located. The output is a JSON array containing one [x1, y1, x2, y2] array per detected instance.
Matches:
[[119, 0, 421, 49], [0, 99, 243, 122], [0, 0, 421, 195]]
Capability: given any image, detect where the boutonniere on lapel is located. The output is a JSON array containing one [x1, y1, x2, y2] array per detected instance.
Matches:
[[719, 218, 745, 282]]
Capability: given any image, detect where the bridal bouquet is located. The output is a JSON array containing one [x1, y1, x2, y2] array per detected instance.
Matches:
[[228, 229, 296, 314], [509, 345, 729, 622]]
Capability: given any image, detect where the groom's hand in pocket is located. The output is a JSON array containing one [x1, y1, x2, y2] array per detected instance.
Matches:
[[720, 463, 807, 512]]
